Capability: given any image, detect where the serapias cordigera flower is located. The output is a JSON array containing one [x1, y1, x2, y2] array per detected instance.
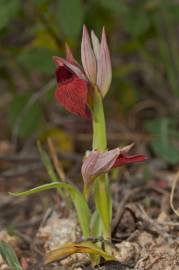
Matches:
[[82, 144, 147, 192], [53, 25, 112, 118]]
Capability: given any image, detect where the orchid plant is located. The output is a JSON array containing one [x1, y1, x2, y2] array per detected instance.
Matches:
[[10, 26, 147, 265]]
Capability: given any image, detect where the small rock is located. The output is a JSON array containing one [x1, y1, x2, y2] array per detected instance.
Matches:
[[113, 241, 140, 263], [37, 212, 80, 251], [0, 264, 11, 270], [136, 231, 153, 248], [37, 211, 89, 267]]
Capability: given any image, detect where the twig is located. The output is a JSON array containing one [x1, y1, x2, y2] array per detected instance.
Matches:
[[158, 221, 179, 227], [111, 186, 167, 236], [137, 204, 172, 240], [112, 189, 136, 235], [170, 170, 179, 217], [47, 138, 65, 181], [145, 256, 165, 270], [135, 255, 149, 269], [124, 203, 174, 242]]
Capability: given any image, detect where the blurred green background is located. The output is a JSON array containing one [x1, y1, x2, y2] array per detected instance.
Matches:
[[1, 0, 179, 164]]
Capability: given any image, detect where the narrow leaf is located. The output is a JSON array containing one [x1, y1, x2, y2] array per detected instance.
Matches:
[[45, 241, 116, 264], [58, 0, 84, 39], [37, 141, 58, 181], [90, 210, 103, 238], [0, 241, 23, 270], [10, 182, 91, 238]]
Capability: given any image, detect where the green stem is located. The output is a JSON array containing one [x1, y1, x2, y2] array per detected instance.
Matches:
[[92, 89, 107, 150], [91, 88, 112, 243]]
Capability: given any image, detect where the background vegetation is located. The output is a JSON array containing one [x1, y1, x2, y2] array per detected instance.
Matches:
[[1, 0, 179, 164]]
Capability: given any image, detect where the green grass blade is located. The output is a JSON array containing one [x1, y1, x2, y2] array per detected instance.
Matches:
[[37, 141, 58, 181], [90, 210, 103, 238], [10, 182, 91, 238], [0, 241, 23, 270], [37, 141, 66, 198]]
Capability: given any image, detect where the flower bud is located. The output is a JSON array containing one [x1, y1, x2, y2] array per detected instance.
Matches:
[[81, 25, 97, 84], [96, 27, 112, 97], [91, 30, 100, 59]]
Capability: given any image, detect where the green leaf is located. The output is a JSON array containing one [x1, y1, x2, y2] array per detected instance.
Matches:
[[0, 0, 20, 31], [32, 0, 48, 5], [45, 241, 116, 264], [145, 118, 179, 164], [18, 47, 56, 75], [169, 4, 179, 21], [122, 7, 151, 36], [90, 210, 103, 238], [8, 93, 43, 138], [10, 182, 91, 238], [57, 0, 84, 39], [0, 241, 23, 270], [97, 0, 127, 14], [37, 141, 66, 199], [37, 141, 58, 181], [151, 140, 179, 164]]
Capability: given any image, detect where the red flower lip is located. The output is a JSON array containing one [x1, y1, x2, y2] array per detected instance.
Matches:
[[53, 50, 91, 119], [113, 154, 148, 167]]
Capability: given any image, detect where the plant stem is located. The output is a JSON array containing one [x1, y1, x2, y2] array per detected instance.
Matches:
[[91, 87, 112, 244], [92, 89, 107, 150]]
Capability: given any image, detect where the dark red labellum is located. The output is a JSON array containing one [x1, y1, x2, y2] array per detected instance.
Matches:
[[55, 65, 90, 119], [113, 154, 148, 168]]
